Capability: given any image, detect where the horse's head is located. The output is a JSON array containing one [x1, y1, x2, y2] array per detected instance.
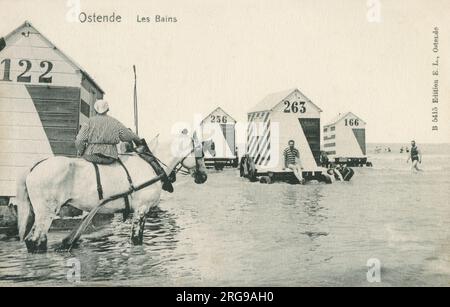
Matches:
[[172, 131, 208, 184]]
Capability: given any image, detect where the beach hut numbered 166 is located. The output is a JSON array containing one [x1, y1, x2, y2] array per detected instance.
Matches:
[[243, 88, 327, 183], [323, 112, 371, 167], [0, 21, 104, 204], [200, 107, 238, 169]]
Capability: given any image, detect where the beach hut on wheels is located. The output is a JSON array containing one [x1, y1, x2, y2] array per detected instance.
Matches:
[[242, 88, 328, 183], [322, 112, 371, 167], [0, 21, 104, 225], [200, 107, 238, 169]]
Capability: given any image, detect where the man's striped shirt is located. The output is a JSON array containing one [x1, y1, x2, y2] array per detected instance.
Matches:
[[75, 114, 140, 159], [284, 147, 299, 165]]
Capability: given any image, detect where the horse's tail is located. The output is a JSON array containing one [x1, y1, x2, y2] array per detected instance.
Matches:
[[16, 170, 34, 241]]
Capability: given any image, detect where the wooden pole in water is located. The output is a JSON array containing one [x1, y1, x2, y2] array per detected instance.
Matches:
[[133, 65, 139, 136]]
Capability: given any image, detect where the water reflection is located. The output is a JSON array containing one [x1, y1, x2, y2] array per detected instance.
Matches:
[[67, 207, 181, 282]]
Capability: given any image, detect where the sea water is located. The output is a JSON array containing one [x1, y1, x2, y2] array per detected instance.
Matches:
[[0, 143, 449, 286]]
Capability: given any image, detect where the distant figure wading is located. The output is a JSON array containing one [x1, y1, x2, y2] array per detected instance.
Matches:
[[283, 140, 305, 184], [406, 140, 422, 172]]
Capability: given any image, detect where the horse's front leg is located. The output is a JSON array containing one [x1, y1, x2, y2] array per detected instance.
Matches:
[[130, 187, 161, 245], [130, 211, 147, 245]]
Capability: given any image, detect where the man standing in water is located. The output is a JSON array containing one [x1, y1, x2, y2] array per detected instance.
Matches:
[[283, 140, 305, 184], [407, 140, 422, 171]]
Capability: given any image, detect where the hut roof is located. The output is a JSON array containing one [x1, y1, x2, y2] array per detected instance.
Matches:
[[249, 88, 322, 113], [324, 112, 366, 127], [201, 107, 236, 124], [1, 21, 104, 94]]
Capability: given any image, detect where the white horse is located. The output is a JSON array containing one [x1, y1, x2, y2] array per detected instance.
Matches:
[[16, 132, 214, 253]]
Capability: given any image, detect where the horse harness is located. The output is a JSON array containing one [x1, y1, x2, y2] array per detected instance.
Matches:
[[92, 154, 168, 221], [90, 145, 205, 219], [92, 140, 202, 208], [28, 155, 167, 221], [27, 139, 201, 221], [30, 158, 48, 172]]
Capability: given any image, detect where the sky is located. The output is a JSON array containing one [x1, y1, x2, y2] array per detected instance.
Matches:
[[1, 0, 449, 144]]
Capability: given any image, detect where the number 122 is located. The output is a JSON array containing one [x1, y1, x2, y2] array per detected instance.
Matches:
[[1, 58, 53, 83]]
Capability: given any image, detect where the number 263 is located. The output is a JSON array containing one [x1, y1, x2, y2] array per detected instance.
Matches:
[[283, 101, 306, 113]]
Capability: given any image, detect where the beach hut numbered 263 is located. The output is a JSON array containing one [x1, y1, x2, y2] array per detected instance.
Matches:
[[323, 112, 370, 166], [245, 88, 325, 182], [0, 21, 104, 202], [200, 107, 238, 169]]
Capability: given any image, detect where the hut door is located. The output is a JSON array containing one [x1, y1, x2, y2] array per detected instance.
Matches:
[[220, 124, 236, 157], [352, 129, 366, 155], [89, 89, 97, 117], [298, 118, 321, 165]]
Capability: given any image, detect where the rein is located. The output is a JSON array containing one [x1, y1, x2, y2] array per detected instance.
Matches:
[[145, 139, 204, 177], [139, 151, 192, 176]]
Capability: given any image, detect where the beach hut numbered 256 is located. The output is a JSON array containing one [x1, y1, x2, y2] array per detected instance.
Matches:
[[0, 21, 104, 202], [323, 112, 371, 167], [244, 88, 326, 182], [200, 107, 238, 169]]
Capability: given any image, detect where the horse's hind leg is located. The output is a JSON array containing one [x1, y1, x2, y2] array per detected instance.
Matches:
[[25, 214, 54, 253], [24, 196, 58, 253]]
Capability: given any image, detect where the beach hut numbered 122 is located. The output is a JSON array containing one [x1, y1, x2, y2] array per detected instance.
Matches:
[[0, 21, 104, 202]]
